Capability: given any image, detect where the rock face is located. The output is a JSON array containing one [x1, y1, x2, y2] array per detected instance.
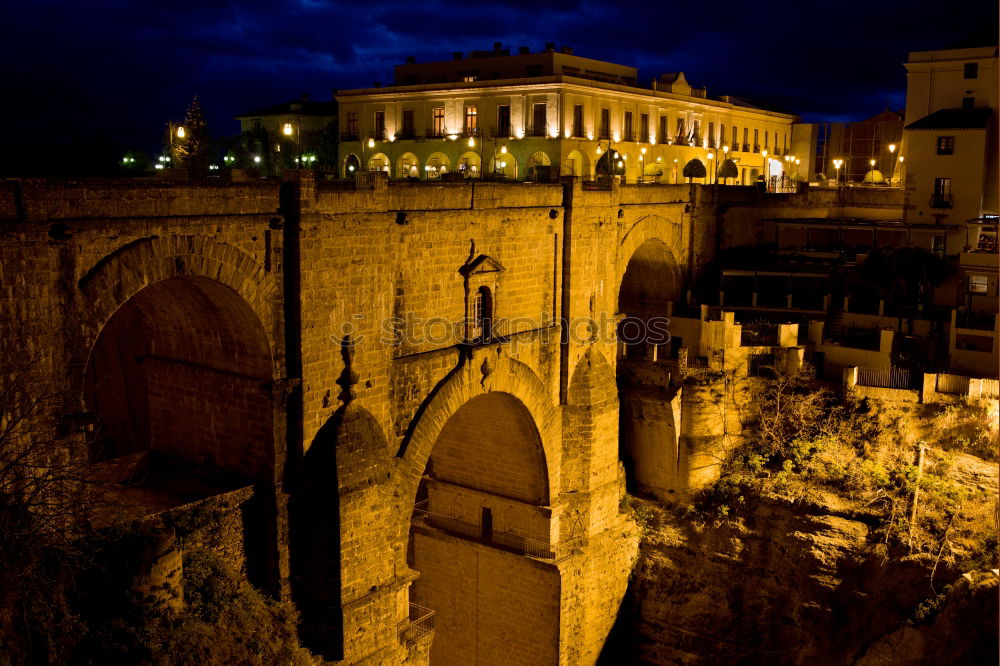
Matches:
[[602, 496, 999, 665]]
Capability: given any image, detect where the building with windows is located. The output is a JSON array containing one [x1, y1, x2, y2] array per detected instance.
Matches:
[[234, 95, 338, 174], [793, 110, 904, 184], [335, 43, 797, 185], [902, 42, 998, 323]]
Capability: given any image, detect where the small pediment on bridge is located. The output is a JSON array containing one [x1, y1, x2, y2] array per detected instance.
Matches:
[[459, 254, 505, 277]]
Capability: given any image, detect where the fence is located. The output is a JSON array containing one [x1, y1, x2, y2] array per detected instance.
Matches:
[[935, 373, 970, 395], [398, 603, 435, 647], [857, 366, 914, 390], [411, 500, 576, 559]]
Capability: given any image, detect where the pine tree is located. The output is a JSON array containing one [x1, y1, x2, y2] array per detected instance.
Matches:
[[174, 96, 213, 174]]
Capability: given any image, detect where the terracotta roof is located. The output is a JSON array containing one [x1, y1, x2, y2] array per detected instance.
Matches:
[[905, 107, 991, 130]]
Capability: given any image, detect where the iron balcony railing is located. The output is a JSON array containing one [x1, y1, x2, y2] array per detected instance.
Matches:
[[398, 603, 435, 647]]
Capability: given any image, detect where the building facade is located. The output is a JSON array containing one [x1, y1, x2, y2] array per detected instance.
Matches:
[[902, 43, 999, 323], [335, 44, 797, 186]]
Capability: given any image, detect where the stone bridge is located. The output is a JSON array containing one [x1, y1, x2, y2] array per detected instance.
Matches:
[[0, 175, 896, 664]]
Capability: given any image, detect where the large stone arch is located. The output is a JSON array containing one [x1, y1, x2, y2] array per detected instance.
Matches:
[[76, 234, 287, 594], [399, 349, 561, 665], [78, 235, 281, 367], [615, 214, 684, 307], [396, 350, 559, 537]]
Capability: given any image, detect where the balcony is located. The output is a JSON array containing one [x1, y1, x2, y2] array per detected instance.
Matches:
[[753, 144, 760, 153], [397, 128, 417, 140], [489, 127, 511, 139], [461, 126, 480, 137], [341, 132, 359, 142], [622, 131, 635, 142], [527, 123, 548, 138], [930, 194, 954, 209], [426, 127, 445, 139], [398, 604, 435, 647], [743, 143, 751, 152]]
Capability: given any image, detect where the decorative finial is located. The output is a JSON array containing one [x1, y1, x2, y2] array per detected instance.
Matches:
[[336, 334, 360, 402]]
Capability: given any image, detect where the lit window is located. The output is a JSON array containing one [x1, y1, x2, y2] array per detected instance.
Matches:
[[969, 275, 988, 294], [936, 136, 955, 155]]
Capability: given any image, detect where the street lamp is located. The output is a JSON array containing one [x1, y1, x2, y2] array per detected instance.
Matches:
[[833, 158, 843, 186], [595, 139, 621, 179], [888, 143, 898, 185], [761, 149, 768, 191], [176, 126, 185, 139], [721, 145, 730, 185], [706, 151, 714, 184], [640, 146, 646, 183]]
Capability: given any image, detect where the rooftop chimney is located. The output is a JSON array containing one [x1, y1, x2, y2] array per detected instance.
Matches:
[[453, 51, 463, 60], [405, 56, 415, 64], [519, 46, 530, 54], [545, 42, 555, 52], [560, 46, 573, 55], [493, 41, 502, 52]]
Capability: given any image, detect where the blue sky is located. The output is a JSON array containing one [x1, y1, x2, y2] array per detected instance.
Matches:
[[1, 0, 995, 173]]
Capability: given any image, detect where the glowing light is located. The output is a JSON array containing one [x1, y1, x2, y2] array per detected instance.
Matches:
[[888, 143, 896, 153], [870, 159, 876, 167], [447, 134, 458, 141], [349, 165, 356, 171], [761, 149, 768, 159], [500, 145, 507, 154], [656, 156, 662, 162], [564, 129, 571, 139], [283, 123, 293, 136], [596, 146, 602, 155], [898, 156, 904, 163], [550, 128, 560, 138], [176, 126, 185, 138], [368, 138, 375, 148], [650, 135, 657, 145], [253, 155, 261, 164], [155, 164, 164, 169], [586, 131, 594, 140], [613, 132, 621, 142], [707, 153, 714, 160], [468, 137, 475, 147], [515, 128, 525, 139], [723, 145, 729, 154], [640, 147, 647, 155]]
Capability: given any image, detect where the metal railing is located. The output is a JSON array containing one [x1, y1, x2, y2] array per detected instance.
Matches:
[[398, 603, 435, 647], [412, 500, 582, 559], [740, 322, 779, 346], [857, 366, 915, 390], [936, 373, 970, 395]]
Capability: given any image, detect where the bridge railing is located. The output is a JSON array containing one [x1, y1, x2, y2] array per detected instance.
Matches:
[[412, 500, 583, 559], [397, 603, 435, 647]]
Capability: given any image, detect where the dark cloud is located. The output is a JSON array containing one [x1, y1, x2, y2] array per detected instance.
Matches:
[[0, 0, 996, 173]]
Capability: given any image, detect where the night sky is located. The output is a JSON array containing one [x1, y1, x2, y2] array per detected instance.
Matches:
[[1, 0, 996, 175]]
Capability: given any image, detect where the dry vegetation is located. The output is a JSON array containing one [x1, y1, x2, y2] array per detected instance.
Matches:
[[686, 368, 999, 573]]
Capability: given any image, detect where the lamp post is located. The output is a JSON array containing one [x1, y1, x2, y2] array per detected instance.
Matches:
[[761, 149, 768, 191], [898, 155, 905, 188], [887, 143, 897, 185], [721, 145, 729, 185], [640, 146, 647, 183], [706, 151, 714, 184], [833, 158, 843, 187]]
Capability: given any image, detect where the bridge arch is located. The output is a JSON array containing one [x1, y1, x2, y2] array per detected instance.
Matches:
[[78, 235, 284, 590], [398, 353, 561, 664]]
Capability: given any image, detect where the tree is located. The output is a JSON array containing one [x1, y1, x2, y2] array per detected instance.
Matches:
[[174, 96, 214, 175]]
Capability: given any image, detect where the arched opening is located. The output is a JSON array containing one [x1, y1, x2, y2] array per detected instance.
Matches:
[[408, 392, 557, 664], [84, 275, 275, 580], [526, 150, 552, 182], [596, 149, 626, 178], [474, 285, 494, 341], [343, 153, 360, 177], [397, 152, 419, 179], [367, 152, 390, 175], [563, 149, 589, 178], [424, 152, 450, 179], [490, 151, 516, 179], [85, 275, 273, 478], [616, 239, 680, 489], [457, 151, 481, 178]]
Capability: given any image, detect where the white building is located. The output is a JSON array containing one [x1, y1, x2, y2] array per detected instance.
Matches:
[[335, 43, 797, 186]]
